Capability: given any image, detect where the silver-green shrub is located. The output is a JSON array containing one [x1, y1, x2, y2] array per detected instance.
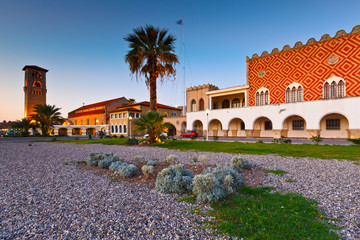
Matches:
[[193, 165, 243, 203], [134, 155, 145, 162], [109, 161, 127, 171], [231, 156, 253, 170], [118, 164, 138, 178], [199, 155, 208, 164], [156, 164, 193, 194], [147, 160, 158, 166], [86, 152, 117, 166], [141, 165, 154, 176], [165, 154, 178, 163]]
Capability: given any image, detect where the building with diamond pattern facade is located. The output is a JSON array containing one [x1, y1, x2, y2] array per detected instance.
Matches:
[[186, 25, 360, 139]]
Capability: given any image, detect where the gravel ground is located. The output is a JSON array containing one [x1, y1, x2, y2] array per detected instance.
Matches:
[[1, 142, 359, 239]]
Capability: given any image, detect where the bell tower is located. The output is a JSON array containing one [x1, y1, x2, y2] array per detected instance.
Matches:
[[23, 65, 48, 118]]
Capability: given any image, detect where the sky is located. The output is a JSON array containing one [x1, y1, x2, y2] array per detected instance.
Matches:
[[1, 0, 360, 121]]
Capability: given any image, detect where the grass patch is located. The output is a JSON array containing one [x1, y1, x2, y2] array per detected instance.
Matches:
[[265, 169, 288, 176], [205, 186, 340, 239], [155, 140, 360, 162], [286, 178, 297, 183], [178, 195, 196, 204]]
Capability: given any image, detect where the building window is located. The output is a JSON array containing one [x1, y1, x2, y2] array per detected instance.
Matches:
[[232, 98, 240, 108], [33, 81, 42, 88], [115, 125, 118, 133], [260, 92, 264, 105], [326, 119, 340, 130], [87, 119, 89, 125], [297, 86, 303, 102], [123, 113, 127, 118], [171, 112, 177, 117], [331, 81, 337, 98], [338, 80, 345, 98], [323, 82, 330, 99], [199, 98, 204, 111], [222, 100, 230, 108], [241, 122, 245, 130], [286, 88, 290, 103], [292, 120, 304, 130], [191, 99, 196, 112], [111, 125, 114, 133], [119, 125, 122, 133], [110, 114, 113, 119], [291, 87, 296, 103], [123, 124, 127, 133], [265, 91, 269, 105], [255, 92, 259, 106], [264, 121, 272, 130], [213, 102, 218, 109]]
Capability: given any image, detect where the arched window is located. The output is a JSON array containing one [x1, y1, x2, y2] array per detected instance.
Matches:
[[232, 98, 240, 108], [222, 100, 230, 108], [286, 88, 290, 103], [115, 125, 118, 133], [119, 125, 122, 133], [260, 92, 264, 105], [123, 124, 127, 133], [255, 92, 259, 106], [265, 91, 269, 105], [297, 86, 303, 102], [199, 98, 204, 111], [241, 122, 245, 130], [111, 125, 114, 133], [338, 80, 345, 98], [331, 81, 337, 98], [191, 100, 196, 112], [291, 87, 296, 103], [324, 82, 330, 99]]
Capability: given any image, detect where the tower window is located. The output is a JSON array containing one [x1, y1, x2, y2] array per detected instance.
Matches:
[[33, 81, 42, 88]]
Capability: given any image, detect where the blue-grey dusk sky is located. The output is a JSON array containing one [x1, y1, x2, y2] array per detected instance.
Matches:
[[1, 0, 359, 121]]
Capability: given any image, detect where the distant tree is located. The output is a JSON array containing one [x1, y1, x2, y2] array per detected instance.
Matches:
[[124, 25, 178, 112], [134, 111, 172, 144], [30, 104, 63, 136]]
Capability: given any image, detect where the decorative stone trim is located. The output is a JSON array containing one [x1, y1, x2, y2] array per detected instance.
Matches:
[[258, 70, 266, 78], [247, 25, 360, 61], [327, 54, 340, 65]]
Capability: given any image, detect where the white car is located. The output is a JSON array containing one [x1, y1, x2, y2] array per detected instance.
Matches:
[[143, 132, 168, 139]]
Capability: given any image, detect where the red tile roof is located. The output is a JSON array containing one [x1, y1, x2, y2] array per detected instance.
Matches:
[[68, 109, 105, 118], [71, 97, 127, 112]]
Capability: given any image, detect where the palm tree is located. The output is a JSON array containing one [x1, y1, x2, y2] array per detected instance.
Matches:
[[30, 104, 63, 136], [12, 118, 34, 136], [134, 111, 172, 144], [124, 25, 178, 111]]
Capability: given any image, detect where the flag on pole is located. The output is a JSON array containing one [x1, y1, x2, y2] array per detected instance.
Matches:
[[176, 19, 183, 25]]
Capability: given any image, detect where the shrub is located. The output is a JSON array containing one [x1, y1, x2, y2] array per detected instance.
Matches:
[[147, 160, 158, 166], [86, 152, 117, 167], [141, 165, 154, 177], [112, 135, 118, 138], [348, 138, 360, 145], [231, 156, 253, 170], [51, 137, 57, 142], [311, 135, 323, 144], [120, 135, 125, 138], [190, 135, 196, 140], [192, 157, 198, 162], [213, 136, 219, 141], [126, 137, 139, 145], [109, 161, 127, 171], [165, 154, 178, 163], [193, 165, 243, 203], [199, 155, 208, 164], [156, 164, 193, 194], [118, 164, 138, 178]]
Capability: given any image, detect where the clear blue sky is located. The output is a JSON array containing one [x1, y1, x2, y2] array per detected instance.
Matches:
[[1, 0, 359, 121]]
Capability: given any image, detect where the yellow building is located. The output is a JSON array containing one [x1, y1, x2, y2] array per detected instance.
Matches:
[[109, 101, 182, 137]]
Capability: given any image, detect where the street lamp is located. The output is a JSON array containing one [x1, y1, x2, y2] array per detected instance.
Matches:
[[206, 109, 210, 141], [129, 116, 132, 138], [96, 119, 99, 137]]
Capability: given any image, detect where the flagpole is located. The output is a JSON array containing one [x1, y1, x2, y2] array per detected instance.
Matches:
[[182, 17, 185, 116]]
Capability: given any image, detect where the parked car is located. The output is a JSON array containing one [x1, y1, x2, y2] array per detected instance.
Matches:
[[180, 131, 198, 138], [143, 132, 168, 139], [6, 132, 15, 136]]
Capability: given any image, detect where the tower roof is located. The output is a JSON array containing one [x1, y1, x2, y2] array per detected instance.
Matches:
[[22, 65, 49, 72]]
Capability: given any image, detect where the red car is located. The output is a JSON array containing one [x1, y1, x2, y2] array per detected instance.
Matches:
[[180, 131, 198, 137]]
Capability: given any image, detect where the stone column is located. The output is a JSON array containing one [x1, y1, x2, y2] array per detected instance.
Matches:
[[82, 127, 87, 136], [272, 129, 282, 139], [67, 127, 72, 136], [252, 130, 260, 138], [245, 130, 253, 138], [347, 129, 360, 139], [223, 130, 228, 137]]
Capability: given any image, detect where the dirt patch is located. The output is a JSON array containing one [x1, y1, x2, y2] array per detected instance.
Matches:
[[78, 161, 265, 189]]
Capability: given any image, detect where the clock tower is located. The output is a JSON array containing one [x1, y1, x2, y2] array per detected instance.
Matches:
[[23, 65, 48, 118]]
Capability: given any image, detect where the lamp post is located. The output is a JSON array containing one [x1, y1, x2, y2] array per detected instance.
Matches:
[[129, 116, 132, 138], [206, 109, 210, 141], [96, 119, 99, 137]]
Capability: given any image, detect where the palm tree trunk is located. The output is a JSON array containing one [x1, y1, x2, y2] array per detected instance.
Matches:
[[149, 76, 157, 111]]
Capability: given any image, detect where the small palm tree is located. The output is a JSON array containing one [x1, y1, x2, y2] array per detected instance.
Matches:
[[124, 25, 178, 111], [12, 118, 34, 136], [134, 111, 172, 144], [30, 104, 63, 136]]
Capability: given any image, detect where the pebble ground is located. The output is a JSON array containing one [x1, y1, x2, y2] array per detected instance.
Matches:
[[0, 142, 359, 239]]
